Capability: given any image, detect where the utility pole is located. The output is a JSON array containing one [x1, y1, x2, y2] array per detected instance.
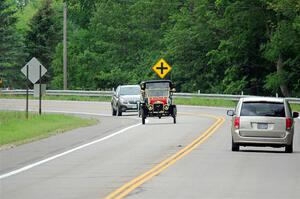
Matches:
[[63, 1, 67, 90]]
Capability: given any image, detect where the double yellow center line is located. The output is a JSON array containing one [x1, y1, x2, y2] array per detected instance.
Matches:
[[105, 113, 225, 199]]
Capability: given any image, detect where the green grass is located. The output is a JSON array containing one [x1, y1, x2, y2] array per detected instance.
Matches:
[[174, 97, 300, 112], [0, 111, 98, 146], [174, 97, 237, 108], [173, 97, 300, 112], [291, 104, 300, 112]]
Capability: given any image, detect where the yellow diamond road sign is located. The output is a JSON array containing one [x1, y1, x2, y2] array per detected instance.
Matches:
[[152, 58, 172, 79]]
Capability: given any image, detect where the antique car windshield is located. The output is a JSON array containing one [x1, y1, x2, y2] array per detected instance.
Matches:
[[146, 89, 169, 97], [119, 86, 140, 95], [145, 82, 170, 89]]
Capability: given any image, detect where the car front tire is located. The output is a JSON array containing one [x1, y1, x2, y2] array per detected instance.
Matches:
[[117, 105, 122, 116], [137, 103, 141, 117], [141, 107, 146, 125], [112, 107, 117, 116]]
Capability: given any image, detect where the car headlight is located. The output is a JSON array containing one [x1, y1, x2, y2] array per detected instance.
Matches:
[[164, 105, 169, 110], [148, 104, 153, 110], [120, 98, 128, 104]]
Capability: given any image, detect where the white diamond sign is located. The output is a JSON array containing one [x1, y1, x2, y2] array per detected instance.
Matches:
[[21, 57, 47, 84]]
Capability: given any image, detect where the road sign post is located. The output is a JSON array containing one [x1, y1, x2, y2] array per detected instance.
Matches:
[[21, 57, 47, 116], [39, 65, 42, 115], [152, 58, 172, 79], [26, 65, 29, 119]]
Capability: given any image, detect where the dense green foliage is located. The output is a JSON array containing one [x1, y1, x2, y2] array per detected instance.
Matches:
[[0, 0, 27, 88], [24, 0, 61, 82], [1, 0, 300, 97]]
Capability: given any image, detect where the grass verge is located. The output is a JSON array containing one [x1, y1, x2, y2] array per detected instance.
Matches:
[[291, 104, 300, 112], [174, 97, 237, 108], [175, 97, 300, 112], [0, 111, 98, 146]]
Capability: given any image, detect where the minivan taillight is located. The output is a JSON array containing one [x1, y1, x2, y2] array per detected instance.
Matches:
[[286, 118, 293, 130], [234, 117, 240, 129]]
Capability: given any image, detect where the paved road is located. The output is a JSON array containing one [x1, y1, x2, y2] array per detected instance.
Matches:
[[0, 99, 299, 199]]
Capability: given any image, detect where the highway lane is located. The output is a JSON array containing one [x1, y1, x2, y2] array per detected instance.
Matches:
[[126, 112, 300, 199], [0, 99, 218, 198], [0, 99, 299, 199]]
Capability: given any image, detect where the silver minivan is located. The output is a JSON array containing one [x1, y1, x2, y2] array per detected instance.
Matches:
[[227, 97, 299, 153]]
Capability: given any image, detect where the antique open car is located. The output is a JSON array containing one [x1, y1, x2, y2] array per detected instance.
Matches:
[[139, 80, 177, 124]]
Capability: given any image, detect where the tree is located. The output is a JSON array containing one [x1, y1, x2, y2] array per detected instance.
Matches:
[[0, 0, 26, 88], [48, 0, 300, 96], [262, 0, 300, 97], [51, 0, 183, 90], [24, 0, 61, 84], [67, 0, 97, 28], [163, 0, 217, 92], [207, 0, 273, 95]]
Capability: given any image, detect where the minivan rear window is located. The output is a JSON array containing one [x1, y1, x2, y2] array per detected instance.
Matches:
[[240, 102, 285, 117]]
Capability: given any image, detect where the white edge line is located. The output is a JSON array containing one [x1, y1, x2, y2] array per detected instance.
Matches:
[[0, 112, 142, 180], [45, 110, 112, 117]]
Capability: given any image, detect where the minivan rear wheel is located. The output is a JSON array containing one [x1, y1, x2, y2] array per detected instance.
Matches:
[[285, 144, 293, 153], [232, 140, 239, 151]]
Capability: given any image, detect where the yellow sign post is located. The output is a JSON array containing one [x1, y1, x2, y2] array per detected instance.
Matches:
[[152, 58, 172, 79]]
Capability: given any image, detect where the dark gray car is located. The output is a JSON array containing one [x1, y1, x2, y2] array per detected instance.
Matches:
[[111, 85, 140, 116], [227, 97, 299, 153]]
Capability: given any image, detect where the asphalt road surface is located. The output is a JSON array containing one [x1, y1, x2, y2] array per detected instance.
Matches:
[[0, 99, 299, 199]]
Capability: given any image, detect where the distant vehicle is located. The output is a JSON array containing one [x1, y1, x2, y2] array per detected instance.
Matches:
[[139, 80, 177, 125], [111, 85, 140, 116], [227, 97, 299, 153]]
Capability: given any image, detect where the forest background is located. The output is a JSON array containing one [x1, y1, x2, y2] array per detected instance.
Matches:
[[1, 0, 300, 97]]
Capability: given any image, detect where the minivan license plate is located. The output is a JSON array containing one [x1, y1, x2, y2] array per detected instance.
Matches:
[[129, 104, 137, 109], [258, 123, 268, 129]]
